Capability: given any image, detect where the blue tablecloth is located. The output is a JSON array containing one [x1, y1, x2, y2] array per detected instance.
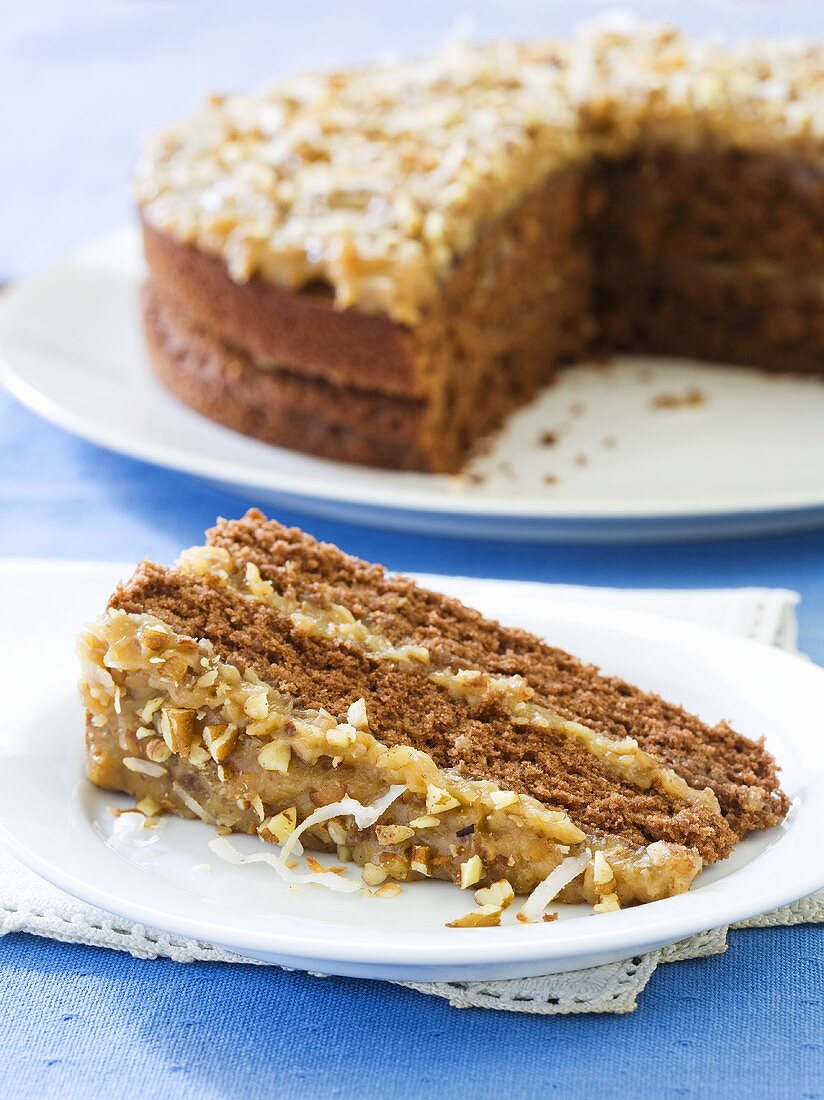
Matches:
[[2, 390, 823, 1099]]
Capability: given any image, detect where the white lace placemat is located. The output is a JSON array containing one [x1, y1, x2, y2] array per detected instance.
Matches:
[[1, 581, 820, 1015]]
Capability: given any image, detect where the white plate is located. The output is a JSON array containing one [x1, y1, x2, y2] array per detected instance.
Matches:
[[2, 228, 824, 542], [0, 559, 822, 981]]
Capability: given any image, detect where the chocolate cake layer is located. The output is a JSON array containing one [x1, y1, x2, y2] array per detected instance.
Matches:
[[143, 292, 434, 471], [209, 511, 789, 838], [590, 146, 824, 372], [590, 147, 824, 269], [142, 164, 590, 401], [108, 558, 734, 859], [597, 260, 824, 373]]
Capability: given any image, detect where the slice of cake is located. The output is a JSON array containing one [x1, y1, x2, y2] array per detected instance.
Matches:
[[135, 21, 824, 472], [79, 510, 788, 915]]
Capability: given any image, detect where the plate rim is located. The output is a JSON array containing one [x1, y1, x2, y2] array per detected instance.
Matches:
[[0, 560, 822, 977], [2, 226, 824, 525]]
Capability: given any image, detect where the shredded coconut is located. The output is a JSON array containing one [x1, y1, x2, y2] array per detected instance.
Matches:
[[209, 785, 406, 894], [518, 851, 590, 923]]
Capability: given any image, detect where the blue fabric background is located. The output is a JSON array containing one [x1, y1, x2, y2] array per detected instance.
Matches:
[[1, 3, 822, 1096]]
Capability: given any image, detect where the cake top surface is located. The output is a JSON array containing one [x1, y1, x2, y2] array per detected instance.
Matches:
[[136, 17, 823, 324]]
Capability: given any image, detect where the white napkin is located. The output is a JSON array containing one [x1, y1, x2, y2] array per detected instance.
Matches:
[[1, 581, 819, 1015]]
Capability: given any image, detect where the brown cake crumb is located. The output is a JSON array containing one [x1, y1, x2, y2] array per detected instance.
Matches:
[[543, 474, 559, 486], [539, 431, 558, 447], [651, 388, 707, 410]]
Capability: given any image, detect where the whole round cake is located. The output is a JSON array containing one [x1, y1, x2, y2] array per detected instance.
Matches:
[[135, 19, 824, 472]]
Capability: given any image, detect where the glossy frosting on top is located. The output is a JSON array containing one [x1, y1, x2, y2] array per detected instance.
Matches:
[[136, 16, 824, 323]]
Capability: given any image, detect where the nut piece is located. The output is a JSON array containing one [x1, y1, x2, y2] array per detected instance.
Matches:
[[144, 738, 172, 763], [158, 707, 195, 754], [326, 723, 357, 750], [409, 845, 432, 877], [474, 879, 515, 910], [243, 690, 269, 720], [361, 862, 388, 886], [459, 854, 484, 890], [139, 696, 164, 724], [425, 784, 461, 814], [187, 739, 211, 768], [446, 904, 502, 928], [326, 820, 349, 846], [258, 741, 291, 773], [592, 850, 615, 887], [135, 796, 162, 818], [489, 790, 519, 810], [346, 698, 369, 730], [260, 807, 297, 844], [373, 883, 402, 898], [544, 810, 587, 844], [203, 723, 239, 763], [408, 815, 440, 829], [593, 892, 621, 914], [375, 825, 415, 846], [141, 624, 171, 653]]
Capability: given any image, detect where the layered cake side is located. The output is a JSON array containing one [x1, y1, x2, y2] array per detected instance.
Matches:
[[79, 511, 789, 916]]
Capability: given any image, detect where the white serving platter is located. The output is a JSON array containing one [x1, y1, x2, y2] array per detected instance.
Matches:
[[0, 560, 821, 981], [1, 228, 824, 541]]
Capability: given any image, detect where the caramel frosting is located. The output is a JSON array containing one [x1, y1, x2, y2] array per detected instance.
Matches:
[[135, 18, 823, 324]]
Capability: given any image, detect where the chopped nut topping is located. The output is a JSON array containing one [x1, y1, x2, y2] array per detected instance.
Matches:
[[426, 784, 461, 815], [158, 706, 195, 754], [489, 790, 520, 810], [203, 723, 239, 763], [447, 904, 503, 928], [409, 845, 432, 877], [326, 722, 358, 750], [260, 806, 297, 844], [593, 892, 621, 914], [257, 740, 291, 773], [139, 696, 164, 724], [326, 820, 349, 846], [474, 879, 515, 910], [306, 855, 345, 875], [373, 883, 402, 898], [347, 698, 369, 730], [243, 690, 270, 720], [592, 850, 615, 886], [361, 862, 388, 886], [143, 738, 172, 763], [459, 854, 484, 889], [135, 796, 163, 817], [375, 824, 415, 846], [187, 739, 211, 768], [408, 815, 440, 829], [141, 624, 171, 653]]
